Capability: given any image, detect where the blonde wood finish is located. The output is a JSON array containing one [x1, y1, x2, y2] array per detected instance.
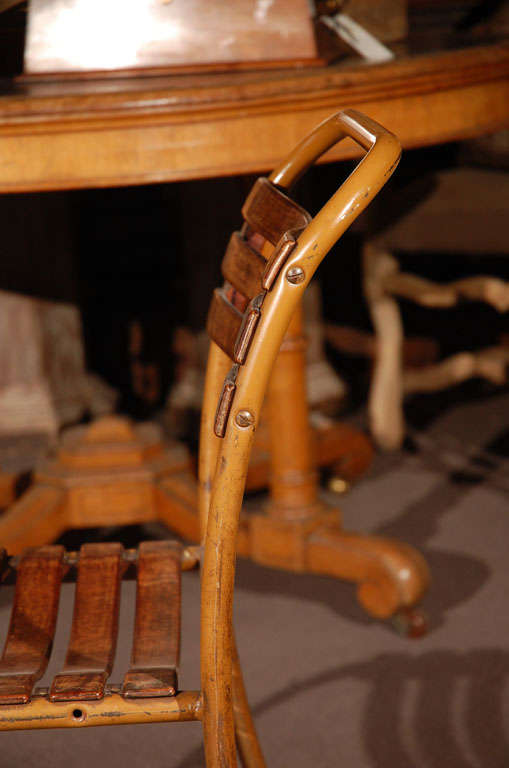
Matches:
[[364, 165, 509, 450], [0, 45, 507, 192], [0, 418, 192, 554], [0, 114, 427, 632], [244, 112, 428, 618], [384, 271, 509, 312], [232, 636, 267, 768], [267, 304, 319, 517], [403, 347, 509, 393], [0, 485, 67, 553], [364, 243, 406, 451], [307, 529, 429, 618], [199, 109, 417, 766], [0, 691, 201, 730], [0, 111, 421, 763]]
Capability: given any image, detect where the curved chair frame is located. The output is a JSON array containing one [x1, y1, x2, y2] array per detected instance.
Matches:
[[199, 109, 401, 767], [0, 110, 400, 768]]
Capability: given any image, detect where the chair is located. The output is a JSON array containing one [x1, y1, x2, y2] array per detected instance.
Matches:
[[0, 109, 401, 766], [362, 167, 509, 450]]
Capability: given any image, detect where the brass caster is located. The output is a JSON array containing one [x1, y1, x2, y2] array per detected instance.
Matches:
[[327, 476, 350, 495], [391, 607, 428, 639]]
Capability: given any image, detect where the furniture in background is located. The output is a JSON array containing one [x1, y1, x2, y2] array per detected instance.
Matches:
[[0, 45, 506, 193], [0, 108, 415, 766], [0, 111, 429, 634], [201, 110, 427, 632], [0, 289, 116, 507], [363, 167, 509, 449], [0, 290, 116, 439], [0, 39, 506, 635]]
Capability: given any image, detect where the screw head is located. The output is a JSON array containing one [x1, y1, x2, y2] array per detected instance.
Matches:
[[286, 266, 305, 285], [235, 410, 255, 428]]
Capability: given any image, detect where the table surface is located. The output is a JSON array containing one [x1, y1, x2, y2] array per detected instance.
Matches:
[[0, 42, 507, 192]]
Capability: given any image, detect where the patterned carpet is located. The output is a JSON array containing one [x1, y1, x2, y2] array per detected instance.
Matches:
[[1, 391, 509, 767]]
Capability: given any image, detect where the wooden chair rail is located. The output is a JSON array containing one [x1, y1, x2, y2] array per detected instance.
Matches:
[[0, 690, 202, 730], [0, 543, 201, 582]]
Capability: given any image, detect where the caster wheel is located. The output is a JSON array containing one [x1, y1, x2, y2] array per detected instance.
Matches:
[[391, 607, 428, 638], [327, 476, 350, 495]]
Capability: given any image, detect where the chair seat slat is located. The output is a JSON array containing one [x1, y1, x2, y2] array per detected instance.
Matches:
[[50, 543, 123, 702], [241, 178, 311, 246], [0, 546, 64, 704], [122, 541, 181, 699]]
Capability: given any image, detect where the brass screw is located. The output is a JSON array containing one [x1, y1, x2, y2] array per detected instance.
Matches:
[[235, 410, 255, 428], [286, 266, 305, 285]]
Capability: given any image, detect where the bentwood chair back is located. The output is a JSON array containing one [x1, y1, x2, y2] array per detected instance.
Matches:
[[0, 109, 400, 768]]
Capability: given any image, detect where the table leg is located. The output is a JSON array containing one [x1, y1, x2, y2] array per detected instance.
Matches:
[[248, 303, 429, 626]]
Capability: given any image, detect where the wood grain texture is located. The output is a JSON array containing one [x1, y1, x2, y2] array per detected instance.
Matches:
[[267, 304, 318, 516], [206, 288, 243, 361], [0, 691, 201, 730], [0, 45, 506, 191], [242, 178, 311, 246], [221, 232, 266, 300], [122, 540, 182, 698], [25, 0, 317, 75], [50, 543, 123, 702], [0, 546, 64, 704], [0, 485, 67, 555]]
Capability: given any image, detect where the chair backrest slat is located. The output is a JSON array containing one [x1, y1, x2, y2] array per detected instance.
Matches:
[[221, 232, 266, 300], [242, 178, 311, 245], [206, 288, 243, 360]]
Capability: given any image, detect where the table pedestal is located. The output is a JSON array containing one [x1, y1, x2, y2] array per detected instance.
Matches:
[[0, 313, 429, 633]]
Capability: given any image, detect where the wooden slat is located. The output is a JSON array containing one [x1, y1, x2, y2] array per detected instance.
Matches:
[[221, 232, 266, 299], [50, 543, 123, 702], [122, 540, 181, 698], [242, 178, 311, 245], [206, 287, 243, 359], [0, 546, 64, 705]]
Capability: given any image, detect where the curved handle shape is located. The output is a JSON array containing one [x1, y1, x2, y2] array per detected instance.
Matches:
[[201, 109, 400, 768], [270, 107, 400, 189], [269, 108, 401, 266]]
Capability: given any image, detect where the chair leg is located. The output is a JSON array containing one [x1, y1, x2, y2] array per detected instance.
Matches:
[[201, 342, 261, 768], [363, 241, 405, 450], [232, 635, 266, 768]]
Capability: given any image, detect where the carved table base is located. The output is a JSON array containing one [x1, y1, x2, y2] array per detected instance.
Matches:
[[0, 413, 429, 633]]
